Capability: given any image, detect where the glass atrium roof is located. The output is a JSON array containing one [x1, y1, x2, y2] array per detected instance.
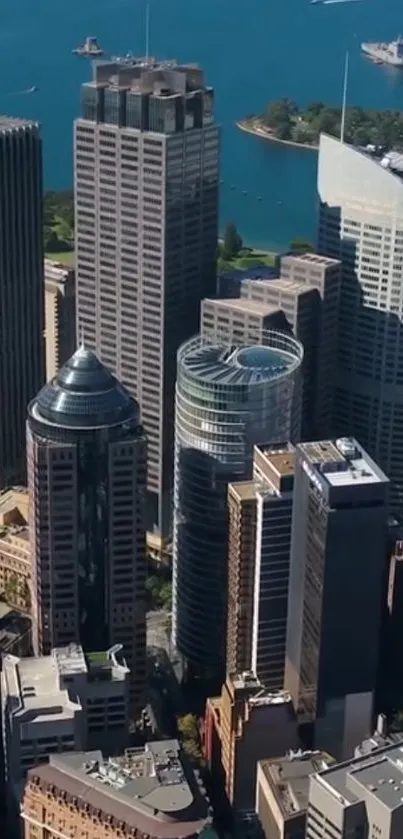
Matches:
[[32, 346, 139, 429]]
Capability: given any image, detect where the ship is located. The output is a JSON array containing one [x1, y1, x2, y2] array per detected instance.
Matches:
[[361, 37, 403, 67], [73, 36, 104, 58]]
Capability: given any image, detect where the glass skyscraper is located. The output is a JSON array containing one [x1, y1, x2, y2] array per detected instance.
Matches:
[[172, 331, 303, 680]]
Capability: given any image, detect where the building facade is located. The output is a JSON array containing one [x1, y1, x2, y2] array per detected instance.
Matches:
[[75, 58, 219, 545], [256, 751, 333, 839], [27, 346, 147, 707], [0, 488, 31, 611], [172, 331, 303, 679], [240, 252, 341, 441], [227, 443, 295, 690], [2, 644, 130, 794], [204, 672, 297, 812], [307, 742, 403, 839], [318, 133, 403, 509], [285, 438, 389, 760], [0, 118, 45, 486], [21, 742, 212, 839], [44, 259, 76, 381]]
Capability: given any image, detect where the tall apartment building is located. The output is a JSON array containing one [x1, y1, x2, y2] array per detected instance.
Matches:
[[318, 133, 403, 509], [27, 346, 147, 707], [285, 438, 389, 760], [0, 118, 45, 486], [204, 672, 298, 812], [227, 443, 295, 690], [75, 59, 219, 545], [256, 750, 333, 839], [173, 331, 303, 679], [1, 644, 130, 796], [240, 252, 341, 440], [0, 488, 31, 611], [44, 259, 75, 381], [307, 741, 403, 839], [22, 741, 212, 839]]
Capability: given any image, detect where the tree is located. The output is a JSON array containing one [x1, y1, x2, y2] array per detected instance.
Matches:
[[222, 222, 243, 260], [289, 238, 314, 254], [177, 713, 199, 740]]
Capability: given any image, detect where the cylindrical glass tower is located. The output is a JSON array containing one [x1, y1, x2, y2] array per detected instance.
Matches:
[[172, 330, 303, 679]]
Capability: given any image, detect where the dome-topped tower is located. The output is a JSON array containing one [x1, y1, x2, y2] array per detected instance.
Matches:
[[30, 345, 139, 430], [27, 347, 147, 710]]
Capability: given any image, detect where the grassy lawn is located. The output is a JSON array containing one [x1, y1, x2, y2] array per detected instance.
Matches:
[[45, 250, 75, 267], [218, 247, 277, 273]]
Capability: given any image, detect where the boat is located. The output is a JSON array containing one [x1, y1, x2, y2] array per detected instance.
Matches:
[[310, 0, 362, 4], [27, 86, 38, 93], [73, 37, 104, 58], [361, 37, 403, 67]]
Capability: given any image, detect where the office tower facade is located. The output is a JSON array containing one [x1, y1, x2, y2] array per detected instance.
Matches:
[[22, 742, 212, 839], [27, 346, 147, 707], [0, 118, 45, 487], [307, 742, 403, 839], [201, 297, 289, 344], [241, 252, 341, 440], [285, 438, 389, 760], [172, 331, 303, 679], [227, 443, 295, 690], [204, 673, 297, 811], [75, 59, 219, 545], [318, 133, 403, 509], [44, 259, 76, 381]]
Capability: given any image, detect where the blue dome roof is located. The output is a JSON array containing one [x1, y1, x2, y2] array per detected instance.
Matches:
[[31, 346, 139, 429]]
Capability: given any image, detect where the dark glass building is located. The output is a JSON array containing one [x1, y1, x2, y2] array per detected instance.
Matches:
[[0, 117, 45, 486], [27, 346, 147, 707], [285, 437, 389, 760]]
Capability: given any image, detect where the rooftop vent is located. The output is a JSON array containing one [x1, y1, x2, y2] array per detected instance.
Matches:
[[335, 437, 357, 459]]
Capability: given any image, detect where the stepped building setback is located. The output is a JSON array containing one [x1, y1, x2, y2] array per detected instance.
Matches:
[[21, 741, 212, 839]]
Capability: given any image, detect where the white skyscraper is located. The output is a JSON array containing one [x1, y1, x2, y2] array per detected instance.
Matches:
[[318, 133, 403, 508]]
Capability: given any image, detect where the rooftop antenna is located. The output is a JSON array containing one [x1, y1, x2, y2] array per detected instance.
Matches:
[[145, 2, 150, 60], [340, 51, 349, 144]]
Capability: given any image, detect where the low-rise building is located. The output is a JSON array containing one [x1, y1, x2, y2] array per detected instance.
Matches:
[[307, 741, 403, 839], [0, 601, 31, 658], [0, 488, 31, 610], [204, 672, 298, 811], [21, 741, 212, 839], [1, 643, 130, 796], [256, 750, 333, 839]]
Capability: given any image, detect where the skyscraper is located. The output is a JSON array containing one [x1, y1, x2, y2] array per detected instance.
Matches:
[[44, 259, 75, 381], [227, 443, 295, 690], [75, 59, 219, 546], [173, 331, 303, 680], [27, 347, 147, 707], [0, 118, 45, 486], [318, 133, 403, 509], [285, 437, 389, 759]]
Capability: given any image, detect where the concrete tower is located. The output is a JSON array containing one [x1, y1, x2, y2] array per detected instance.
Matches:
[[74, 58, 220, 549]]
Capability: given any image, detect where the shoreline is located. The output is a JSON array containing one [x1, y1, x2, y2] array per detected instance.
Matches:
[[236, 120, 319, 152]]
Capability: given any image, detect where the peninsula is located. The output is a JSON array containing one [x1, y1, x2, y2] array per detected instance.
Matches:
[[238, 99, 403, 151]]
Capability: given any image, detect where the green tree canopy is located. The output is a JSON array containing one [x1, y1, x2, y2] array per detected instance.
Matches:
[[222, 222, 243, 260]]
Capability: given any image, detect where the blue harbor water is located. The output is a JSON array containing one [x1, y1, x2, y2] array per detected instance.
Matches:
[[2, 0, 403, 248]]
